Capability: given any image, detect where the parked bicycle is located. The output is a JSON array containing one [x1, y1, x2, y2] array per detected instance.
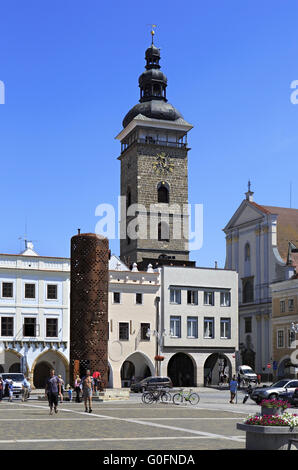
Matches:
[[142, 388, 172, 404], [172, 389, 200, 405]]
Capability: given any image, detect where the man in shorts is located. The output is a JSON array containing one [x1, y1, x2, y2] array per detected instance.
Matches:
[[82, 370, 94, 413], [45, 369, 61, 415]]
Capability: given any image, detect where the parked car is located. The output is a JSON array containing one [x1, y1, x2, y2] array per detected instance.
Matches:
[[1, 373, 28, 398], [130, 376, 173, 393], [279, 388, 298, 407], [237, 365, 258, 384], [251, 379, 298, 404]]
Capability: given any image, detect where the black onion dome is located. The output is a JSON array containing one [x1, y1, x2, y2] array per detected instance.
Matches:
[[138, 69, 167, 88], [123, 100, 183, 129], [123, 40, 183, 128]]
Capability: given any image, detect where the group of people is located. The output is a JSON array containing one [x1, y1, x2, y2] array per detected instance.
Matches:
[[45, 369, 103, 415], [0, 376, 31, 402]]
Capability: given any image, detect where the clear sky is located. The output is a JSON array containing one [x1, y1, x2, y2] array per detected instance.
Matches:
[[1, 0, 298, 267]]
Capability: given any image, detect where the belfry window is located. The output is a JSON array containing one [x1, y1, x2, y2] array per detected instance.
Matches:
[[157, 182, 169, 203]]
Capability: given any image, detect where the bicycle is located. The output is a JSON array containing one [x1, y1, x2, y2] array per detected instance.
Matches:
[[172, 389, 200, 405], [142, 388, 172, 404]]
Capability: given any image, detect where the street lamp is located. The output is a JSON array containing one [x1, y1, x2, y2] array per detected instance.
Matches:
[[291, 322, 298, 334]]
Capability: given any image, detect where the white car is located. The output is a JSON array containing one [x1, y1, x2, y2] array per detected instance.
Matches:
[[237, 365, 258, 383], [1, 373, 30, 398]]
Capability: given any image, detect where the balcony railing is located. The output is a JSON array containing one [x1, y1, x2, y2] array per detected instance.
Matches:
[[121, 138, 187, 153]]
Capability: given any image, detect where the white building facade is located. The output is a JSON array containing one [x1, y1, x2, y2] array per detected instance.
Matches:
[[158, 265, 238, 386], [0, 243, 70, 387], [108, 256, 160, 388]]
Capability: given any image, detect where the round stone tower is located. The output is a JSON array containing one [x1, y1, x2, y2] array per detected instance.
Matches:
[[70, 232, 109, 386]]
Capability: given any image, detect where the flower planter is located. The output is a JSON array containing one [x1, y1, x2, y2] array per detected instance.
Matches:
[[237, 423, 298, 450]]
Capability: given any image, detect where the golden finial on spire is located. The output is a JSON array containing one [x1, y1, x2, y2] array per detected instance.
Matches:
[[151, 24, 157, 45]]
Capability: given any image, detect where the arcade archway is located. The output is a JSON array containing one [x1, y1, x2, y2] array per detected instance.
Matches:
[[204, 353, 232, 386], [120, 352, 154, 387], [33, 361, 52, 388], [167, 353, 196, 387]]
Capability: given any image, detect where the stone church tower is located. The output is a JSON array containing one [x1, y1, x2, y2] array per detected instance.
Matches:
[[116, 36, 194, 268]]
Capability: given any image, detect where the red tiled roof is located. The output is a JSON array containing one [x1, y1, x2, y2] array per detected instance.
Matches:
[[249, 203, 298, 264]]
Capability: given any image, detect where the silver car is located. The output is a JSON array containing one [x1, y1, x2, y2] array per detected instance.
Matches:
[[251, 378, 298, 404]]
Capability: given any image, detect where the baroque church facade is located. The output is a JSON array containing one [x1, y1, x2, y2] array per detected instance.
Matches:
[[223, 186, 298, 377]]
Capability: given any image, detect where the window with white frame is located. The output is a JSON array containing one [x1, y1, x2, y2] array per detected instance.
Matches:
[[46, 318, 58, 338], [135, 293, 143, 305], [187, 290, 198, 305], [204, 291, 214, 306], [187, 317, 198, 338], [170, 288, 181, 304], [220, 318, 231, 339], [170, 316, 181, 338], [113, 292, 121, 304], [280, 300, 286, 313], [277, 329, 284, 348], [23, 318, 38, 337], [25, 283, 36, 299], [119, 322, 129, 341], [2, 282, 13, 298], [204, 317, 214, 338], [220, 291, 231, 307], [288, 328, 295, 348], [1, 317, 13, 336], [47, 284, 58, 300]]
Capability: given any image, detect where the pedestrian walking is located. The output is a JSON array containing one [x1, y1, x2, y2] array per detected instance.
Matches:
[[0, 377, 3, 402], [82, 370, 94, 413], [58, 375, 64, 403], [22, 377, 31, 402], [45, 369, 61, 415], [257, 374, 261, 385], [229, 375, 238, 404], [75, 375, 82, 403]]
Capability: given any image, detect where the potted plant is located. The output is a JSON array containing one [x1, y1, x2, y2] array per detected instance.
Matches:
[[237, 410, 298, 449], [260, 398, 290, 416]]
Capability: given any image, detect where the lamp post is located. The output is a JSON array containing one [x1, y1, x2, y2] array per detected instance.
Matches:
[[291, 322, 298, 334]]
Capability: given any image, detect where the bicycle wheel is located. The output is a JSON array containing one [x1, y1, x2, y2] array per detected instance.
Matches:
[[189, 393, 200, 405], [160, 391, 172, 403], [173, 393, 183, 405], [142, 392, 153, 404]]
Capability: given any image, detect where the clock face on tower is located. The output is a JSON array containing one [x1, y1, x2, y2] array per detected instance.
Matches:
[[152, 152, 174, 174]]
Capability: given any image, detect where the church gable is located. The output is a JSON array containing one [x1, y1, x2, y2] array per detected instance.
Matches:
[[224, 201, 265, 232]]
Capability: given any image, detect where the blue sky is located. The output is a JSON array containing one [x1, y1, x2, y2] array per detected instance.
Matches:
[[1, 0, 298, 267]]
